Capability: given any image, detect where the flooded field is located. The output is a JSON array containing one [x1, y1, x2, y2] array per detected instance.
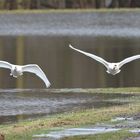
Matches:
[[33, 127, 121, 139], [33, 115, 140, 140], [0, 11, 139, 140], [0, 88, 134, 124]]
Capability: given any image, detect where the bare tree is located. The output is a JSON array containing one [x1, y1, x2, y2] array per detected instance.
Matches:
[[22, 0, 31, 9], [108, 0, 119, 8], [30, 0, 41, 9], [118, 0, 131, 7], [131, 0, 140, 7], [65, 0, 73, 8], [4, 0, 17, 10]]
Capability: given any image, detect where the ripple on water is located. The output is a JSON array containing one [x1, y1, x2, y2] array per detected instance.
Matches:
[[0, 12, 140, 37], [0, 88, 137, 124]]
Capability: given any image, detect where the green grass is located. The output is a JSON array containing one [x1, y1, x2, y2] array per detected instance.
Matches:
[[3, 103, 140, 140], [0, 87, 140, 140], [0, 8, 140, 14], [51, 87, 140, 94], [87, 87, 140, 94], [62, 130, 137, 140]]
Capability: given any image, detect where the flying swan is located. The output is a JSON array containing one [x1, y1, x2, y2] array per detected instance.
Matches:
[[0, 61, 51, 88], [69, 44, 140, 75]]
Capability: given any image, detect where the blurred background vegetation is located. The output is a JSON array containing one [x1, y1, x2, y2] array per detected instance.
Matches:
[[0, 0, 140, 10]]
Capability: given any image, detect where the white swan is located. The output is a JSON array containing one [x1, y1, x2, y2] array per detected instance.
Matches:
[[69, 44, 140, 75], [0, 61, 51, 88]]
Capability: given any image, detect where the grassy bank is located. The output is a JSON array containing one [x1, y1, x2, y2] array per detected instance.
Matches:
[[61, 130, 137, 140], [0, 87, 140, 140], [0, 8, 139, 14]]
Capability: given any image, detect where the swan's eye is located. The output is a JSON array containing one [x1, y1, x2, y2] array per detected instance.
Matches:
[[113, 65, 117, 69]]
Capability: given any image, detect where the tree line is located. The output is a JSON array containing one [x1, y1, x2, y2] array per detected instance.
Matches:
[[1, 0, 140, 10]]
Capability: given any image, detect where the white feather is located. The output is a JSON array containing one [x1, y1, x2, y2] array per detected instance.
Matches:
[[69, 44, 108, 68], [69, 44, 140, 75], [22, 64, 51, 88], [0, 61, 51, 88], [0, 61, 13, 69], [118, 55, 140, 68]]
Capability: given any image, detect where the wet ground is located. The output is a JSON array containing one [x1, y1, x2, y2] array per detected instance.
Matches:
[[0, 88, 134, 124], [32, 115, 140, 140], [33, 127, 121, 140], [33, 114, 140, 140], [127, 136, 140, 140]]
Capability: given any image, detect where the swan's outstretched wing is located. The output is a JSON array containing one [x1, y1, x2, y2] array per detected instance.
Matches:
[[119, 55, 140, 68], [22, 64, 51, 88], [0, 61, 12, 69], [69, 44, 109, 68]]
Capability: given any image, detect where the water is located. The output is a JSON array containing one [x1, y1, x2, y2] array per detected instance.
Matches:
[[111, 117, 133, 122], [33, 127, 121, 140], [0, 12, 140, 36], [0, 11, 140, 123], [0, 89, 132, 124], [0, 12, 139, 88], [0, 35, 140, 88], [129, 129, 140, 133], [33, 116, 140, 140], [32, 115, 140, 140]]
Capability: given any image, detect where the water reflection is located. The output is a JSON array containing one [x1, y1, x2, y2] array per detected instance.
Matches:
[[0, 36, 139, 88], [0, 89, 133, 124]]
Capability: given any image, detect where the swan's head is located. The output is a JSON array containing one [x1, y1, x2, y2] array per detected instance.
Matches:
[[14, 66, 17, 71], [10, 66, 23, 78], [113, 64, 119, 70], [107, 63, 121, 75], [110, 63, 120, 70]]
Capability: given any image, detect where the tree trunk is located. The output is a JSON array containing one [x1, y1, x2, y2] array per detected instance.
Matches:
[[131, 0, 140, 7], [108, 0, 119, 8], [118, 0, 131, 7], [65, 0, 73, 8]]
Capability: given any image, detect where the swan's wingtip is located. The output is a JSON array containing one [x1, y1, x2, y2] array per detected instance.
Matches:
[[69, 44, 74, 49], [46, 83, 51, 88]]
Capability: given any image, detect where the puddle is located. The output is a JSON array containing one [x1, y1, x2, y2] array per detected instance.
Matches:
[[0, 89, 133, 124], [129, 129, 140, 133], [32, 116, 140, 140], [111, 117, 133, 122], [111, 116, 140, 129], [33, 127, 121, 140], [31, 112, 140, 139]]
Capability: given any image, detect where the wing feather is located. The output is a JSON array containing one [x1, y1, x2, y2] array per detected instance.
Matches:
[[119, 55, 140, 68], [0, 61, 12, 69], [69, 44, 109, 68], [22, 64, 51, 88]]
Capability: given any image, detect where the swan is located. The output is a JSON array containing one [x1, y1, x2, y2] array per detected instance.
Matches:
[[0, 61, 51, 87], [69, 44, 140, 75]]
